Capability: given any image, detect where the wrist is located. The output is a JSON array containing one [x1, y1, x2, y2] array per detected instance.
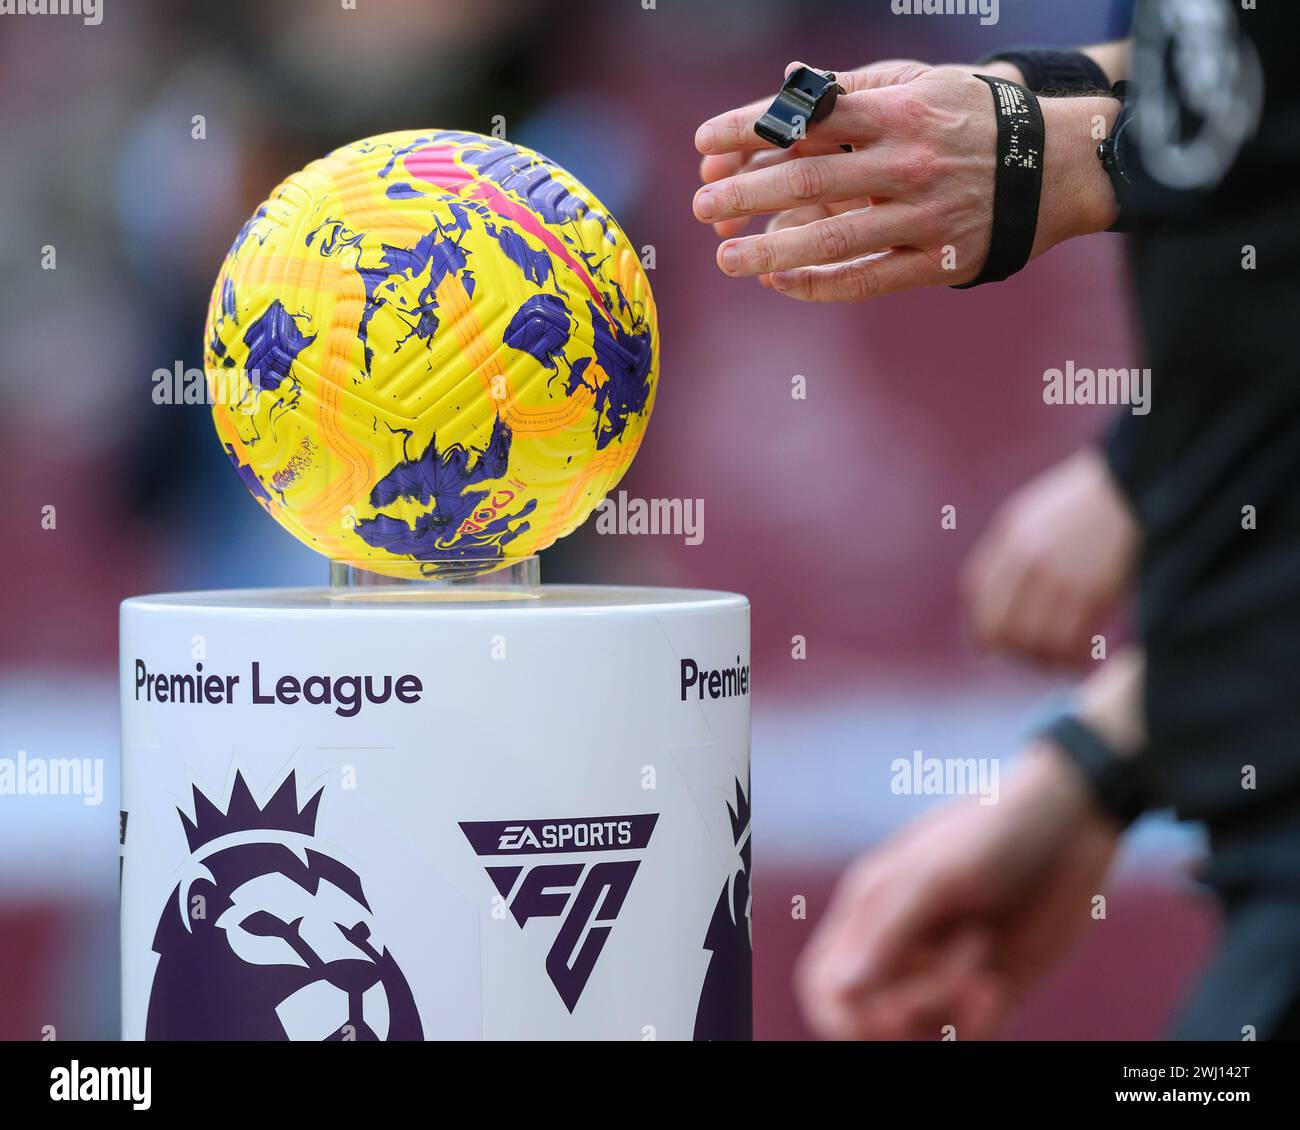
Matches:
[[976, 59, 1026, 85], [1034, 649, 1149, 830], [1019, 738, 1096, 820], [1075, 648, 1146, 754], [1035, 95, 1121, 252]]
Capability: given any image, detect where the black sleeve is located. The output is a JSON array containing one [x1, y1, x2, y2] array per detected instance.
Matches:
[[1100, 407, 1145, 503]]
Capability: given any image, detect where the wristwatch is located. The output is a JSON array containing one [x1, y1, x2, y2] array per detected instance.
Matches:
[[1041, 711, 1151, 829], [1096, 81, 1137, 233]]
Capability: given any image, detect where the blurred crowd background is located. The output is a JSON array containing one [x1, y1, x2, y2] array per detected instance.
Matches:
[[0, 0, 1213, 1041]]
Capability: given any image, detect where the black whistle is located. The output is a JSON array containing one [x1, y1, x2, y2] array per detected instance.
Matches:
[[754, 66, 845, 149]]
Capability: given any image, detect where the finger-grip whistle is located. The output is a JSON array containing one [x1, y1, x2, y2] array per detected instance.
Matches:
[[754, 66, 845, 149]]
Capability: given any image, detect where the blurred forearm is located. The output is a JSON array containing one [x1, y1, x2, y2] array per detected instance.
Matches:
[[979, 39, 1132, 86], [1082, 40, 1131, 85]]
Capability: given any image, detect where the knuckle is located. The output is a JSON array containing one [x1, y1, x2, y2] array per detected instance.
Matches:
[[893, 146, 939, 189], [721, 118, 745, 148], [709, 117, 740, 151], [813, 219, 853, 262], [715, 181, 743, 215], [752, 238, 778, 274], [785, 158, 828, 201], [836, 263, 879, 302], [910, 197, 948, 241], [880, 89, 921, 126]]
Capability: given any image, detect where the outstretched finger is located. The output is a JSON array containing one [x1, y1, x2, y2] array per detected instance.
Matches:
[[693, 149, 902, 225], [769, 248, 935, 302], [699, 137, 849, 186], [718, 206, 913, 278]]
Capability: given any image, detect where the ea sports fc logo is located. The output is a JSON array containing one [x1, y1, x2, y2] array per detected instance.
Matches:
[[145, 772, 422, 1040], [459, 814, 658, 1011]]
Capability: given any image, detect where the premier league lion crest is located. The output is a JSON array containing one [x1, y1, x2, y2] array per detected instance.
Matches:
[[693, 777, 752, 1040], [145, 772, 423, 1040]]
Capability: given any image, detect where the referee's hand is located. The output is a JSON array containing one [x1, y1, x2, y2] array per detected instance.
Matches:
[[795, 739, 1119, 1040], [961, 448, 1140, 667], [693, 60, 1120, 299]]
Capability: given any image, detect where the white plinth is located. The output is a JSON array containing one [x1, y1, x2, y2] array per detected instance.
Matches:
[[119, 585, 751, 1041]]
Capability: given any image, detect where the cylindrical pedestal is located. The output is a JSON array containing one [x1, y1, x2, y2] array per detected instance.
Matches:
[[120, 585, 750, 1040]]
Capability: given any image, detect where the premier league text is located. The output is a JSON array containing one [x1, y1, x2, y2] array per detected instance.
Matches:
[[132, 659, 422, 717], [680, 656, 750, 701]]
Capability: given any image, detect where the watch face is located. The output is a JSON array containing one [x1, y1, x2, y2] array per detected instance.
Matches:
[[1110, 114, 1134, 185], [1097, 99, 1135, 187]]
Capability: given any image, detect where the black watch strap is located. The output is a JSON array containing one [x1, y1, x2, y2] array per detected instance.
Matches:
[[1097, 81, 1137, 233], [1042, 713, 1151, 829], [979, 47, 1110, 95], [952, 75, 1044, 289]]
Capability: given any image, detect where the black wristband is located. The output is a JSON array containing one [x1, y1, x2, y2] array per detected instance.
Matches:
[[978, 47, 1110, 95], [1042, 713, 1151, 829], [952, 76, 1044, 290]]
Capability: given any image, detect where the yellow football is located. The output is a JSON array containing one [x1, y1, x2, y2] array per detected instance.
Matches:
[[204, 130, 658, 574]]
